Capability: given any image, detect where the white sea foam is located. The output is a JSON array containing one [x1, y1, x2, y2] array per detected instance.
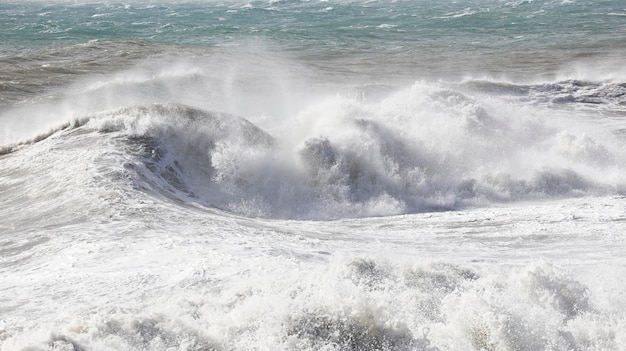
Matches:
[[1, 39, 626, 350], [1, 116, 625, 349], [2, 51, 625, 219], [1, 191, 625, 350], [64, 76, 622, 219]]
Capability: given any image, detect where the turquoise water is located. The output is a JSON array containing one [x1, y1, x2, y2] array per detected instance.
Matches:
[[2, 0, 625, 49], [2, 0, 625, 110]]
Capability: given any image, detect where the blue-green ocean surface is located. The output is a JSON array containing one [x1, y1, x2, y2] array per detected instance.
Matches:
[[2, 0, 625, 85], [1, 0, 625, 131]]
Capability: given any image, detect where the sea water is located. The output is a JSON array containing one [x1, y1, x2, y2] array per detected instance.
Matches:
[[1, 0, 626, 350]]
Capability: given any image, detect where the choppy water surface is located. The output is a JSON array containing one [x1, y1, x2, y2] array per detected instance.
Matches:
[[1, 0, 626, 350]]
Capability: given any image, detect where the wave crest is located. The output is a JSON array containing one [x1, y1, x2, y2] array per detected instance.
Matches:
[[9, 75, 625, 220]]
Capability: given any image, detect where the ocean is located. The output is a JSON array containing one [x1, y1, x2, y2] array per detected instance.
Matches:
[[1, 0, 626, 349]]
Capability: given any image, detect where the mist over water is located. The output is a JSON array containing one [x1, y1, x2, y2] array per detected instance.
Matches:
[[3, 45, 626, 219], [1, 0, 626, 350]]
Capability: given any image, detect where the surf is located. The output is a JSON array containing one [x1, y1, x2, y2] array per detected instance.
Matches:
[[3, 77, 625, 220], [2, 1, 626, 350]]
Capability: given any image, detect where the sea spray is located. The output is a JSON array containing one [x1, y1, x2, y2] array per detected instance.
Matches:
[[68, 80, 626, 219], [2, 0, 626, 350]]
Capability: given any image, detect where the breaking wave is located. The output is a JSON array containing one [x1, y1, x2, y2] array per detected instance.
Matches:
[[7, 77, 624, 220]]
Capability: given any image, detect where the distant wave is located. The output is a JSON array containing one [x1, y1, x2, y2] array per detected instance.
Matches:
[[462, 79, 626, 108]]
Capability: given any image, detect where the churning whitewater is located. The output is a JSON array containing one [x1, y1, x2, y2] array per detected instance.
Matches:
[[5, 81, 626, 220], [1, 0, 626, 350]]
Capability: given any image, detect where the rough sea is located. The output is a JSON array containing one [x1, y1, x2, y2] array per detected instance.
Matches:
[[1, 0, 626, 350]]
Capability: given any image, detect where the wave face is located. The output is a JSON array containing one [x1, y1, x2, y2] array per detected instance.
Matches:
[[11, 77, 624, 220], [78, 76, 624, 219]]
